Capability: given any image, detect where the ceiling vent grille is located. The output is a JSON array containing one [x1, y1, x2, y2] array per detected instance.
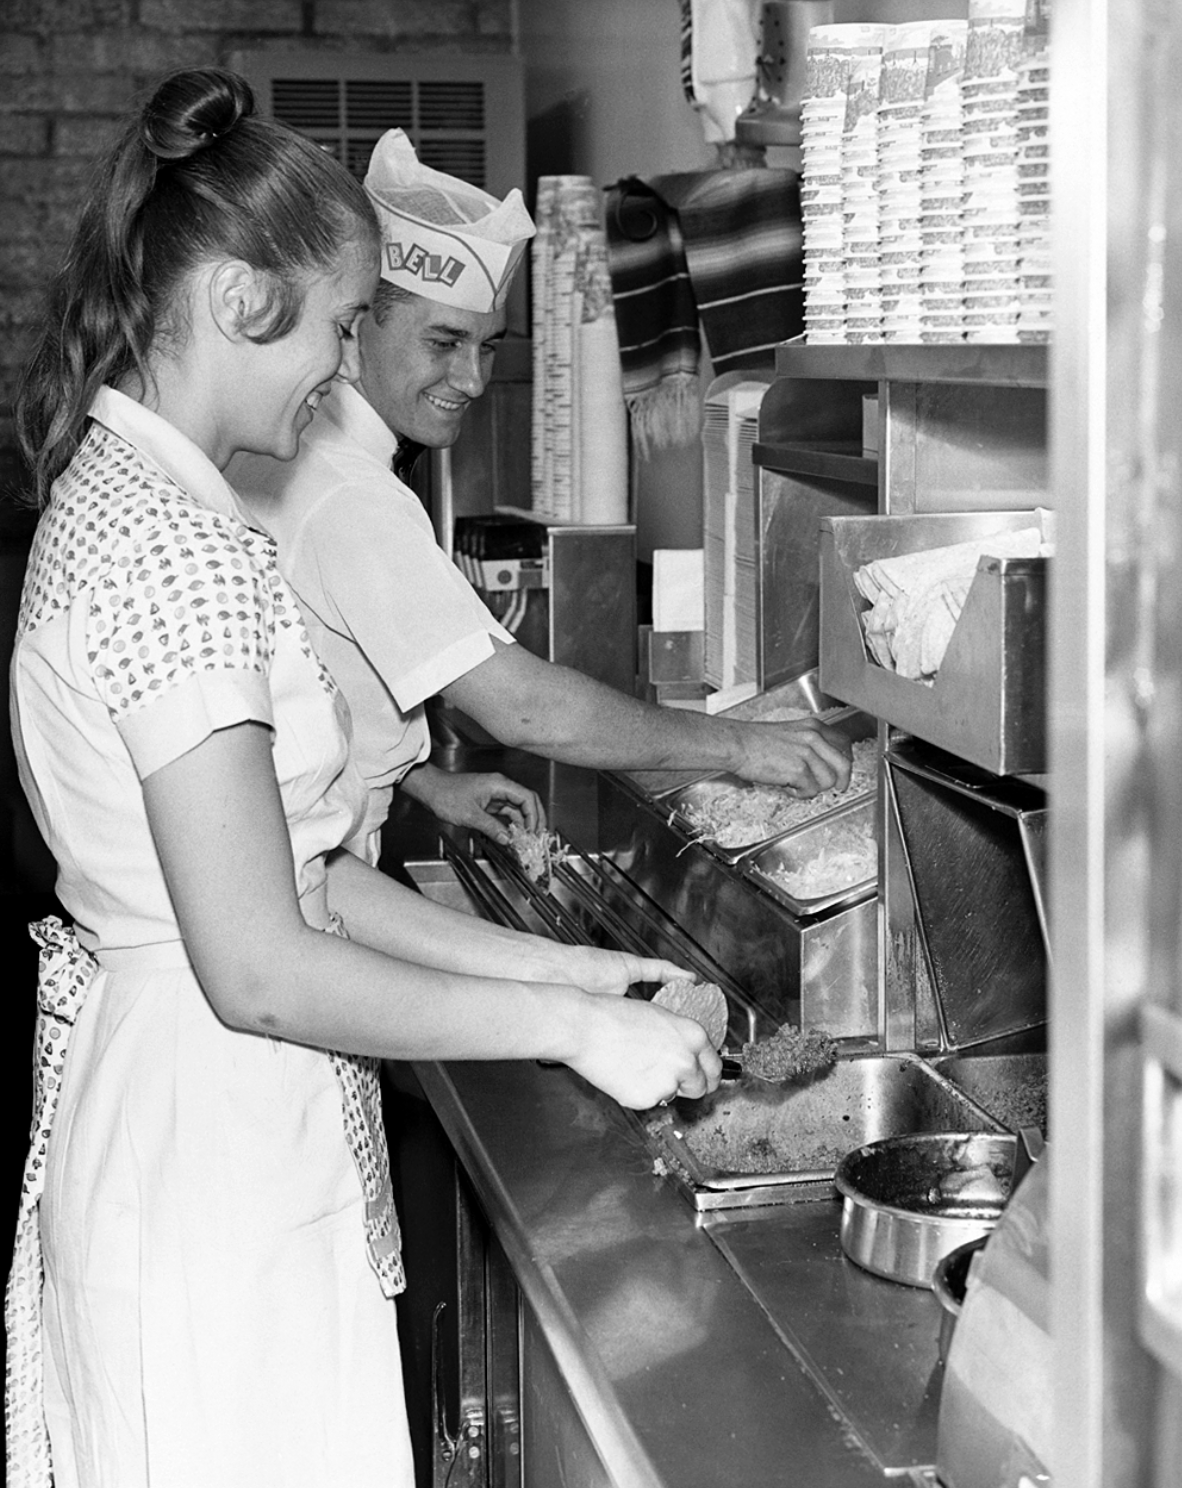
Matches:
[[232, 51, 523, 198]]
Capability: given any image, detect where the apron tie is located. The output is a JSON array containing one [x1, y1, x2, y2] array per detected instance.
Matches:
[[323, 912, 405, 1300], [5, 916, 100, 1488]]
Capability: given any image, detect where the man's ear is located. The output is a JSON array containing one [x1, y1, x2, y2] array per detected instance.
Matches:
[[207, 260, 268, 343]]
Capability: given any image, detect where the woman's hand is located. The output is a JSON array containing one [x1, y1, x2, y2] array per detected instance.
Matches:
[[551, 945, 691, 998], [565, 993, 722, 1110], [400, 761, 544, 842]]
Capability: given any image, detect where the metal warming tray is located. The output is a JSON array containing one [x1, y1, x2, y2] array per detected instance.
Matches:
[[656, 707, 879, 864], [598, 770, 879, 1038], [641, 1053, 1006, 1212], [744, 795, 877, 918], [819, 510, 1049, 775]]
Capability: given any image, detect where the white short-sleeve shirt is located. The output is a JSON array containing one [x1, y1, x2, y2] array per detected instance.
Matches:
[[229, 383, 512, 847], [14, 387, 367, 952]]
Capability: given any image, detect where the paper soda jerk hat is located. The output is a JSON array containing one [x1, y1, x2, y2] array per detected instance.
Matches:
[[364, 129, 536, 313]]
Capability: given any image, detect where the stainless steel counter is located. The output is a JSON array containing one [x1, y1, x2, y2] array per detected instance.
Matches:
[[378, 729, 994, 1476], [413, 1055, 933, 1487], [387, 736, 947, 1486]]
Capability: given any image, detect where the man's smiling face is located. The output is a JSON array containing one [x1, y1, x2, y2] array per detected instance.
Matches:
[[356, 289, 507, 447]]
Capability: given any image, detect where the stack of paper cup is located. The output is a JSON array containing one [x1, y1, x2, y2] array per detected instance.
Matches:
[[801, 25, 858, 344], [532, 176, 571, 517], [918, 21, 970, 343], [1015, 5, 1051, 342], [960, 0, 1027, 343], [877, 22, 937, 343], [531, 176, 628, 523], [840, 25, 889, 343]]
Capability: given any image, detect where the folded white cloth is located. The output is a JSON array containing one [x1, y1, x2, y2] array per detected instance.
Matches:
[[855, 527, 1046, 681]]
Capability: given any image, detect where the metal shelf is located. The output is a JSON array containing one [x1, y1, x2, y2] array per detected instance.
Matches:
[[773, 343, 1049, 389], [753, 440, 878, 486]]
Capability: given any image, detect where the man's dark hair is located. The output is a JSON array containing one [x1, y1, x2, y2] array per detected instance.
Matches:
[[370, 280, 418, 327]]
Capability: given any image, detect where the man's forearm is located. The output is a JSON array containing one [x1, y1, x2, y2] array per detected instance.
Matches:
[[443, 641, 745, 771], [397, 760, 445, 807], [442, 640, 852, 793]]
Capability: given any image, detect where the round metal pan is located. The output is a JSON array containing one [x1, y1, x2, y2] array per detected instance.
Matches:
[[834, 1131, 1017, 1288], [932, 1233, 989, 1363]]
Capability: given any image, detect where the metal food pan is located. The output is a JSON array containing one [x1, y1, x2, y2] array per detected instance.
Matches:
[[660, 709, 879, 863], [745, 796, 877, 918], [714, 671, 850, 724], [641, 1053, 1005, 1212], [622, 668, 846, 800], [597, 771, 878, 1035]]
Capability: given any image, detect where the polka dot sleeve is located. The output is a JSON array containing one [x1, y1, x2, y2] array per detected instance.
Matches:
[[88, 508, 279, 779]]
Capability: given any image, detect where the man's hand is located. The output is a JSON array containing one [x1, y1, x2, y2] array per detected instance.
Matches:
[[446, 641, 858, 797], [400, 761, 544, 843], [732, 717, 854, 796]]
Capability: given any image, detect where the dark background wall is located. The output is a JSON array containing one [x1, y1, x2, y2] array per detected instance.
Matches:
[[0, 0, 515, 465]]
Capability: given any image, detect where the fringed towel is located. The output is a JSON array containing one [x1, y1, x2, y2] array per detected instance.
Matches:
[[604, 177, 702, 458], [604, 169, 804, 457], [658, 168, 805, 373]]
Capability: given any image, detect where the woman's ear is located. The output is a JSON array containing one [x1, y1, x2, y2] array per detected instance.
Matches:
[[207, 260, 267, 343]]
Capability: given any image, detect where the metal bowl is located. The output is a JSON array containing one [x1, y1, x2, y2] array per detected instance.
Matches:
[[834, 1131, 1016, 1288], [932, 1233, 989, 1363]]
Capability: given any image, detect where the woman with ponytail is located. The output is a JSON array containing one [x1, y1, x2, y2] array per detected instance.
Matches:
[[7, 68, 719, 1488]]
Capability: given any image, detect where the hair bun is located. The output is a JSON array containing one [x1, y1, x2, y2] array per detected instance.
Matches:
[[141, 68, 256, 162]]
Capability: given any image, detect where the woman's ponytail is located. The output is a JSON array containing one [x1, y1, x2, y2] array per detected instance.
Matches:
[[140, 68, 253, 161], [16, 68, 376, 505]]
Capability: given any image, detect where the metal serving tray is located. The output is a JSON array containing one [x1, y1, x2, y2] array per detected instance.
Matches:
[[744, 796, 877, 918], [658, 708, 879, 864], [642, 1052, 1005, 1212], [598, 783, 878, 1037], [929, 1050, 1049, 1136]]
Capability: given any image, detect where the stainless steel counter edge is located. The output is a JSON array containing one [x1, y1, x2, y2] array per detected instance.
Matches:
[[411, 1056, 888, 1488]]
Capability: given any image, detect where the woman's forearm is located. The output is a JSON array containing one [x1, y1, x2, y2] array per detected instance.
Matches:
[[325, 845, 572, 982], [143, 722, 717, 1108]]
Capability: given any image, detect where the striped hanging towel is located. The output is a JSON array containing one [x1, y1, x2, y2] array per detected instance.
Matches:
[[604, 176, 703, 459], [653, 167, 805, 374], [605, 169, 804, 457]]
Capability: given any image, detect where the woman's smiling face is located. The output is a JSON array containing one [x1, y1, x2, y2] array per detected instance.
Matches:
[[237, 241, 379, 463]]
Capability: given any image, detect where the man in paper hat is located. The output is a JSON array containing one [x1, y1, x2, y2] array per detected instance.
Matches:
[[358, 128, 535, 466], [232, 130, 851, 867]]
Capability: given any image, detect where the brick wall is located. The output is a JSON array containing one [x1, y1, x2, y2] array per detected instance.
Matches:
[[0, 0, 515, 503]]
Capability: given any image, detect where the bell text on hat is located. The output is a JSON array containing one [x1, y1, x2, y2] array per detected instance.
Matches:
[[364, 129, 535, 312], [384, 240, 465, 289]]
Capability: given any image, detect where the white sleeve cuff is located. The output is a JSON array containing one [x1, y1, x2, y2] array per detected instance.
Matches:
[[118, 668, 275, 778]]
